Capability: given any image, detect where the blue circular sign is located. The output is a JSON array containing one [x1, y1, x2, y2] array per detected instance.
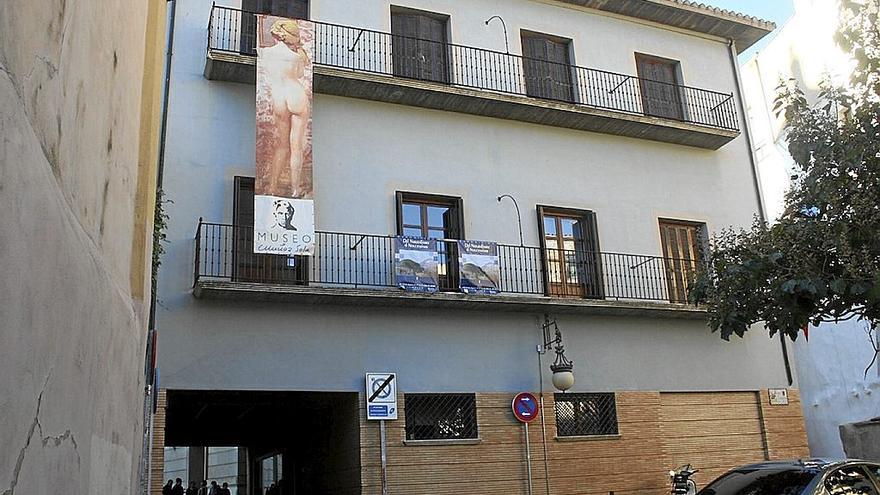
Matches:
[[512, 392, 540, 423]]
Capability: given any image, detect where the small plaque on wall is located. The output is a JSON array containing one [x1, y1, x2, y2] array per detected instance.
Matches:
[[769, 388, 789, 405]]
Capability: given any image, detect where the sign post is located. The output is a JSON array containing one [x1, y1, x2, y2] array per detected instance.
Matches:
[[366, 373, 397, 495], [512, 392, 540, 495]]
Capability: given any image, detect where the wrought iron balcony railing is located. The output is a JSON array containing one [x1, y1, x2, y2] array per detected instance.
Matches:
[[207, 5, 739, 132], [194, 221, 704, 304]]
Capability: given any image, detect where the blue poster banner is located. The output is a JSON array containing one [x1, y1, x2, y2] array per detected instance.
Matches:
[[394, 237, 439, 293], [458, 240, 501, 294]]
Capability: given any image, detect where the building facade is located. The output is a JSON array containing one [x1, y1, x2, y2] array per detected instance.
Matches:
[[0, 0, 167, 493], [740, 0, 880, 459], [153, 1, 810, 493]]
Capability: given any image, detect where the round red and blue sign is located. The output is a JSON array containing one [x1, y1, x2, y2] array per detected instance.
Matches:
[[511, 392, 540, 423]]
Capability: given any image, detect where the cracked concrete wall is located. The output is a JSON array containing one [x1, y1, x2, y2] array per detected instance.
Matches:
[[0, 0, 164, 492]]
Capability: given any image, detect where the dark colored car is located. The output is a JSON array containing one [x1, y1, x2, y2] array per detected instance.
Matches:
[[697, 459, 880, 495]]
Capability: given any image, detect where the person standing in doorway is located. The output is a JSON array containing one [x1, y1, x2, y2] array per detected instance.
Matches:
[[162, 480, 174, 495], [186, 481, 198, 495], [208, 481, 219, 495], [197, 480, 208, 495], [172, 478, 185, 495]]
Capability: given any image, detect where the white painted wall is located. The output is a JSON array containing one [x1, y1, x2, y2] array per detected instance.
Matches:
[[740, 0, 880, 457], [156, 0, 789, 396]]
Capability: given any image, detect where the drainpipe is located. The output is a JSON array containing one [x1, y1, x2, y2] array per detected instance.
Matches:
[[727, 39, 794, 386]]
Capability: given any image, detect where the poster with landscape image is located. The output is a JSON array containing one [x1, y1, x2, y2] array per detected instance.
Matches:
[[394, 237, 439, 293], [457, 240, 501, 294]]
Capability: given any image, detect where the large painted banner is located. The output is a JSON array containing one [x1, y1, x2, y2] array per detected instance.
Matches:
[[254, 15, 315, 255], [394, 237, 439, 293], [458, 240, 501, 294]]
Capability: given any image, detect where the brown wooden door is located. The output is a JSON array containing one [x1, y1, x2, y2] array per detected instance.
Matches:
[[540, 210, 602, 298], [636, 54, 683, 120], [522, 34, 574, 102], [392, 12, 449, 83], [659, 220, 703, 303], [232, 177, 308, 284], [240, 0, 309, 55]]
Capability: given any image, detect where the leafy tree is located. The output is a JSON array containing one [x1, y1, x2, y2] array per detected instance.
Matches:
[[691, 0, 880, 342]]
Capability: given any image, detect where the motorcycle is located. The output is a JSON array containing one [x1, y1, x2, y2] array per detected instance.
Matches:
[[669, 464, 699, 495]]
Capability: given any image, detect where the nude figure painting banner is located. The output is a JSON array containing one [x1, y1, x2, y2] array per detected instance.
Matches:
[[254, 15, 315, 255]]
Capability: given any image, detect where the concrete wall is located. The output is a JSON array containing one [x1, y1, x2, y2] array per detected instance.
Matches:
[[0, 0, 165, 493], [740, 0, 880, 457]]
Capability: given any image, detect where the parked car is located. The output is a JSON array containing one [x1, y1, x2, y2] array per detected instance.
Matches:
[[697, 459, 880, 495]]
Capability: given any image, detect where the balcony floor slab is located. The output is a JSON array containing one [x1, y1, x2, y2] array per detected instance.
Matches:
[[204, 51, 739, 149], [194, 280, 708, 319]]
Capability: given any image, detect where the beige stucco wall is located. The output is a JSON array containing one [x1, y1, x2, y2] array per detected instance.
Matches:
[[0, 0, 165, 492]]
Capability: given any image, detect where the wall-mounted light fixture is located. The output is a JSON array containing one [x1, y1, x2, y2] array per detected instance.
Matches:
[[484, 15, 510, 54]]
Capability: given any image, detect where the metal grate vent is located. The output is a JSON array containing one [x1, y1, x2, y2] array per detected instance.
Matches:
[[555, 392, 618, 437], [404, 393, 478, 441]]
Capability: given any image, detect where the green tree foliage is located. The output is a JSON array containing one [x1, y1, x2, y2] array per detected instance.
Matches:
[[691, 0, 880, 341]]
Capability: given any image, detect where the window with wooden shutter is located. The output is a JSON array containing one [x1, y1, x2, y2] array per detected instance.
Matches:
[[391, 8, 450, 83], [537, 206, 603, 298], [240, 0, 310, 55], [521, 32, 575, 103], [395, 192, 464, 291], [658, 219, 705, 303], [232, 176, 309, 284], [635, 53, 684, 120]]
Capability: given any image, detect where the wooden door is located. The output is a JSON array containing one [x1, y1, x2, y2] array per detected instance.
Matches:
[[540, 209, 602, 298], [659, 220, 703, 303], [239, 0, 309, 55], [522, 35, 574, 102], [392, 12, 449, 83], [636, 54, 683, 120]]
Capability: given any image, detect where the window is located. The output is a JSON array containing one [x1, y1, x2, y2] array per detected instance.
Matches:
[[824, 466, 880, 495], [554, 393, 618, 437], [635, 53, 684, 120], [391, 8, 450, 83], [240, 0, 310, 54], [404, 393, 478, 441], [537, 206, 603, 298], [233, 176, 309, 284], [396, 192, 464, 290], [658, 219, 706, 303], [521, 31, 575, 102]]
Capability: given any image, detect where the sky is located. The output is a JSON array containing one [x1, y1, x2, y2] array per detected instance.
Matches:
[[703, 0, 795, 60]]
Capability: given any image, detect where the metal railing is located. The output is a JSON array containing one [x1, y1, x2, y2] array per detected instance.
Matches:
[[194, 221, 703, 304], [207, 5, 739, 131]]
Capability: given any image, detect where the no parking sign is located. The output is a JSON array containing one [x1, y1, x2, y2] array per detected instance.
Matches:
[[512, 392, 540, 423]]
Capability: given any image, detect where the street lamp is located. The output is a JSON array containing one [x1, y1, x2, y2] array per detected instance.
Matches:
[[539, 316, 574, 392]]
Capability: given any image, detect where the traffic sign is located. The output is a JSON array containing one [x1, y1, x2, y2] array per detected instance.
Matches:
[[366, 373, 398, 420], [512, 392, 540, 423]]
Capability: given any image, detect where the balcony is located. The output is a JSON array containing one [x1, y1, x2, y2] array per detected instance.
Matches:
[[192, 221, 706, 319], [204, 6, 740, 149]]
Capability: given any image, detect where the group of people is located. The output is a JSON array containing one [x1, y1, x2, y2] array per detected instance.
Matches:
[[162, 478, 232, 495]]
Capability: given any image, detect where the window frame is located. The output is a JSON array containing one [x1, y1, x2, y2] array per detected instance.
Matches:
[[390, 6, 451, 83], [634, 52, 685, 120], [553, 392, 619, 439], [520, 30, 577, 103], [403, 393, 479, 442], [395, 191, 464, 292], [821, 464, 880, 495], [536, 205, 603, 299], [657, 218, 707, 303]]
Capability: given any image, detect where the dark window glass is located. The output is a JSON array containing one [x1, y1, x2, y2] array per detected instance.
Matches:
[[698, 468, 817, 495], [404, 393, 477, 441], [824, 466, 880, 495], [554, 393, 617, 437]]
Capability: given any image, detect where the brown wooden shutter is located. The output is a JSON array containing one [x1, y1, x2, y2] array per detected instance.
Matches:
[[392, 13, 420, 79], [522, 34, 573, 102], [636, 54, 683, 120], [659, 220, 703, 303]]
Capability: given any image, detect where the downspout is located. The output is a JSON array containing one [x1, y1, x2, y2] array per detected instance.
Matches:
[[727, 39, 794, 386]]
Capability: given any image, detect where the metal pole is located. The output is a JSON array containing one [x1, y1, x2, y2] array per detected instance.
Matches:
[[524, 422, 533, 495], [537, 346, 551, 495], [380, 419, 388, 495]]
